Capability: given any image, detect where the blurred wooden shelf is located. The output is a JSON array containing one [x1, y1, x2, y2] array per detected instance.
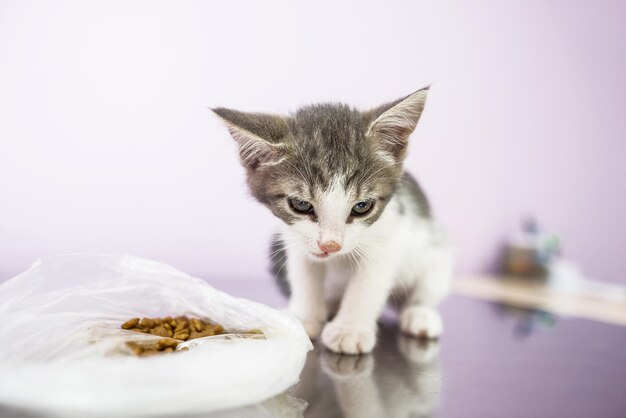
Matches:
[[452, 276, 626, 326]]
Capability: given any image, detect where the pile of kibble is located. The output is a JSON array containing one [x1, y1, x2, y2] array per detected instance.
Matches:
[[121, 316, 226, 356]]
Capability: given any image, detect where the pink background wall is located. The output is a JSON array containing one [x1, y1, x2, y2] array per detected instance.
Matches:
[[1, 1, 624, 283]]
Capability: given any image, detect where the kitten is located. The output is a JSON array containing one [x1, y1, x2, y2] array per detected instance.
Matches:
[[213, 87, 452, 354]]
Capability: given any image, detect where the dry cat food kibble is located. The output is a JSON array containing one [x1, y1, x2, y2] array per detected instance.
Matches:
[[125, 338, 186, 357], [121, 316, 227, 356], [121, 316, 226, 340]]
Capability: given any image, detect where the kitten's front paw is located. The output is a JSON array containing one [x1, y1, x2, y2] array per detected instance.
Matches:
[[400, 306, 443, 339], [321, 322, 376, 355]]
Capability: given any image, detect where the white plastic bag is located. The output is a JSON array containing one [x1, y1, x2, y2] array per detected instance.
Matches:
[[0, 254, 312, 417]]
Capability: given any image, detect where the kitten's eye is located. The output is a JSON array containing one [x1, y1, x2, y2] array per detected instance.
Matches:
[[351, 200, 374, 216], [288, 198, 314, 214]]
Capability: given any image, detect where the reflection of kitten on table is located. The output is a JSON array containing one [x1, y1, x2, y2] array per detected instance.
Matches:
[[294, 323, 441, 418]]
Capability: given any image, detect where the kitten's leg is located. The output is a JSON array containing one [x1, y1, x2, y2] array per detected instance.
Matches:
[[399, 253, 452, 338], [321, 264, 395, 354], [287, 248, 327, 339]]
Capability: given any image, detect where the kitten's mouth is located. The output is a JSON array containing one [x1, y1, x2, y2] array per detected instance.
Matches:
[[311, 252, 330, 258]]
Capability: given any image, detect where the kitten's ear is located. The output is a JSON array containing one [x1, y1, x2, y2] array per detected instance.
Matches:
[[365, 86, 430, 160], [212, 108, 288, 169]]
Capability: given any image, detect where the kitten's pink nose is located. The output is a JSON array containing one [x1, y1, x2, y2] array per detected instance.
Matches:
[[318, 240, 342, 253]]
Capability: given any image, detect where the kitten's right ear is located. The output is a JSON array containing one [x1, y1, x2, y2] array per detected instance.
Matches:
[[212, 108, 288, 169]]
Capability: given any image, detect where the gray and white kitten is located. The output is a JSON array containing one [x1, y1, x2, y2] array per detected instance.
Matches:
[[213, 87, 452, 354]]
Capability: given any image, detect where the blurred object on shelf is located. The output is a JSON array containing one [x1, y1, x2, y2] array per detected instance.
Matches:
[[498, 216, 626, 303], [487, 216, 626, 323], [500, 217, 560, 278]]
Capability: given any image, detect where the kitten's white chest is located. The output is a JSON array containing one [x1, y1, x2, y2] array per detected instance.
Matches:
[[324, 257, 353, 306]]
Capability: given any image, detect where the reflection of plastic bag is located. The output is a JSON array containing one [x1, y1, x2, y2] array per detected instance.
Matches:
[[0, 254, 312, 417]]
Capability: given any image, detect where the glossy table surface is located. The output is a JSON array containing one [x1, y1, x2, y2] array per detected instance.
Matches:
[[2, 280, 626, 418]]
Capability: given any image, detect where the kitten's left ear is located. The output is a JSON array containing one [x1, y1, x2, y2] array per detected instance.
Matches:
[[365, 86, 430, 161]]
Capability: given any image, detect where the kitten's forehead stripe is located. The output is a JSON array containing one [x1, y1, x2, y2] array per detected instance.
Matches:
[[288, 104, 370, 181]]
